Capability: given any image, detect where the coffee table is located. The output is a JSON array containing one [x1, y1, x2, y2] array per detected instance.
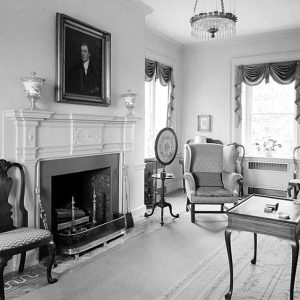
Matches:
[[225, 194, 300, 300]]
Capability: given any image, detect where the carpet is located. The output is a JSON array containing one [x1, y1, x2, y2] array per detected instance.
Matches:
[[162, 231, 300, 300], [12, 201, 229, 300]]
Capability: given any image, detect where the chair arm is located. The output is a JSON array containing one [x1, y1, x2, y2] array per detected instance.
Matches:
[[184, 172, 196, 198], [222, 172, 242, 194]]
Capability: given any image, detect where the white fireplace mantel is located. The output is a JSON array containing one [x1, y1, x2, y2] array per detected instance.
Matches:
[[4, 110, 138, 165], [2, 109, 139, 270]]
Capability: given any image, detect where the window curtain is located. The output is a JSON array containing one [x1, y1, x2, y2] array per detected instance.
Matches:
[[145, 58, 175, 127], [235, 60, 300, 127]]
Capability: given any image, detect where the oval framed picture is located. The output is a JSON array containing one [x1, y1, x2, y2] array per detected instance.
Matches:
[[154, 127, 178, 166]]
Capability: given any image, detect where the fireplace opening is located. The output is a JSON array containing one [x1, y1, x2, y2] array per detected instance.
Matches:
[[40, 154, 125, 256]]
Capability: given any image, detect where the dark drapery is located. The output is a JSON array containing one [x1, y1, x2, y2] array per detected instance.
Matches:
[[145, 58, 175, 127], [235, 60, 300, 127]]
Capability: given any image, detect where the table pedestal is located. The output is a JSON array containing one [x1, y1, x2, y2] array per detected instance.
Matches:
[[144, 170, 179, 226]]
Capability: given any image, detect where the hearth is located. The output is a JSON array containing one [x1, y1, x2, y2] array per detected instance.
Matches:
[[40, 154, 125, 255]]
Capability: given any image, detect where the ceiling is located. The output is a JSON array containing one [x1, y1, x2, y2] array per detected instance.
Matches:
[[140, 0, 300, 45]]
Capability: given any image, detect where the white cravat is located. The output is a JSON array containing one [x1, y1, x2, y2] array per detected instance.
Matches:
[[83, 60, 89, 75]]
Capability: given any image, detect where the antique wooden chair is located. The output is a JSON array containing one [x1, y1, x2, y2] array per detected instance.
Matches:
[[287, 146, 300, 199], [184, 144, 242, 223], [228, 143, 245, 197], [0, 159, 57, 300]]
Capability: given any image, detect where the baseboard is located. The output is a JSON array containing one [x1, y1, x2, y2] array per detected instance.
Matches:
[[130, 205, 146, 218]]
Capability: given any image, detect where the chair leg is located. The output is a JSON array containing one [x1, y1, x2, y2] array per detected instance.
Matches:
[[18, 252, 26, 273], [186, 197, 190, 212], [46, 240, 57, 284], [221, 204, 224, 212], [0, 256, 11, 300], [191, 203, 195, 223]]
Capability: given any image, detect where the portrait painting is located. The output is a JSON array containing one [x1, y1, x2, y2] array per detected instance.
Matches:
[[56, 13, 111, 106]]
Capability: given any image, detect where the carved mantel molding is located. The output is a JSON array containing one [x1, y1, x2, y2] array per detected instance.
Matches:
[[4, 110, 139, 165]]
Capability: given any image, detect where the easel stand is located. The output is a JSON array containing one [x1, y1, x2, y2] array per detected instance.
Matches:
[[144, 168, 179, 226]]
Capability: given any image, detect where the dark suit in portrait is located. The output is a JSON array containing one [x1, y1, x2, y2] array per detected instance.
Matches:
[[67, 60, 100, 96], [66, 43, 101, 97]]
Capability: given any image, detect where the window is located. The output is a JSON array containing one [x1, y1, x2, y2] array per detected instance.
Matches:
[[241, 77, 296, 158], [144, 80, 169, 158]]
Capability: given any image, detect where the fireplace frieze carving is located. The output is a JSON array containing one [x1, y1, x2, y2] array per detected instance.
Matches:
[[73, 128, 102, 146]]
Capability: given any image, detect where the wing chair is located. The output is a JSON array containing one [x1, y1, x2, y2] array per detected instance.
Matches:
[[184, 143, 242, 223]]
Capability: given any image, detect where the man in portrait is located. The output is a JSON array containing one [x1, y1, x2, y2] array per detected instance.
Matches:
[[66, 42, 101, 96]]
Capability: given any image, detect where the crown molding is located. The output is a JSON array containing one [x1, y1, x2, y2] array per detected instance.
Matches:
[[145, 26, 183, 50], [118, 0, 153, 15], [182, 27, 300, 51]]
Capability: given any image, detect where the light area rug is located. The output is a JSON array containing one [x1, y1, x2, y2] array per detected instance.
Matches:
[[13, 206, 228, 300], [163, 231, 300, 300]]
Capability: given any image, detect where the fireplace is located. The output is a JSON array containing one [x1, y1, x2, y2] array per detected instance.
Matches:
[[40, 154, 125, 255], [3, 110, 138, 267]]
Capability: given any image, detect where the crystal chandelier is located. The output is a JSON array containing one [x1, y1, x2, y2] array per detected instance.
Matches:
[[190, 0, 237, 40]]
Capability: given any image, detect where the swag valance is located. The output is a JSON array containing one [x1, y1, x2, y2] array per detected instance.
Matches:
[[145, 58, 175, 127], [235, 60, 300, 127]]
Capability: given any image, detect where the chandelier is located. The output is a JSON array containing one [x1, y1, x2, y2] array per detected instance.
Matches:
[[190, 0, 237, 40]]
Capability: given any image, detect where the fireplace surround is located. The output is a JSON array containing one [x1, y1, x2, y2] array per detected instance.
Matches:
[[3, 110, 138, 266], [40, 153, 123, 255]]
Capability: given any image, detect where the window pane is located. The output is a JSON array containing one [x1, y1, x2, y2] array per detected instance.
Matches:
[[243, 77, 295, 158], [251, 114, 294, 156], [252, 79, 294, 113], [144, 80, 169, 158], [154, 82, 168, 136]]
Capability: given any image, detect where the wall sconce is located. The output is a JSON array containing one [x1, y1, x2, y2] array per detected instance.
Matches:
[[21, 71, 45, 110], [121, 89, 137, 116]]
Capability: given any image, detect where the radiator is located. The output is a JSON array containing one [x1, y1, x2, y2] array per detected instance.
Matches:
[[247, 186, 287, 198], [244, 159, 292, 197], [248, 161, 288, 172]]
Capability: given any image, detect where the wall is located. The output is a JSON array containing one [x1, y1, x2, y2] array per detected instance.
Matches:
[[180, 29, 300, 153], [0, 0, 150, 224], [145, 29, 183, 192]]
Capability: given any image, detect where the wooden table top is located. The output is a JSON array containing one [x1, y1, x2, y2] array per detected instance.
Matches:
[[227, 195, 300, 225]]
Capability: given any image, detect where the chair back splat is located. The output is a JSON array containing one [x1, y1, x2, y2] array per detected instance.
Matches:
[[0, 159, 57, 300]]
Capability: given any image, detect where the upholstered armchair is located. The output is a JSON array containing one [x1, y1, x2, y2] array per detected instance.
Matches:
[[184, 143, 242, 223]]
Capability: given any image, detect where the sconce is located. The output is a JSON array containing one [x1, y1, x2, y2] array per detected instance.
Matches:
[[21, 71, 45, 110], [121, 89, 137, 116]]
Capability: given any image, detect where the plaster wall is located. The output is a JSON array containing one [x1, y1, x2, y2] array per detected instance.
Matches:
[[0, 0, 148, 220], [145, 29, 183, 191], [180, 30, 300, 153]]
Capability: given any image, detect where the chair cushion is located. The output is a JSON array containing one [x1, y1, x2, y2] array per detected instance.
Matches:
[[191, 186, 238, 204], [0, 227, 52, 252], [196, 186, 233, 197], [193, 172, 223, 187]]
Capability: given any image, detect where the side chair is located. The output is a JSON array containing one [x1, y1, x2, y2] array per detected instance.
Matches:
[[184, 143, 242, 223], [228, 143, 245, 197], [287, 146, 300, 199], [0, 159, 57, 300]]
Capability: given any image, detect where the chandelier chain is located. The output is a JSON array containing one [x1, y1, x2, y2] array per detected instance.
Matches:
[[193, 0, 198, 14], [220, 0, 225, 13]]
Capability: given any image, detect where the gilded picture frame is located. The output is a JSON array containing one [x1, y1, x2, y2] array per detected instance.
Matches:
[[56, 13, 111, 106]]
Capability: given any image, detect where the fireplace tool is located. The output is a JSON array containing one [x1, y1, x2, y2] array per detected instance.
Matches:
[[123, 164, 134, 228]]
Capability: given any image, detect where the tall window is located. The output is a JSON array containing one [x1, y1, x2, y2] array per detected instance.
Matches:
[[144, 80, 169, 158], [241, 78, 296, 157]]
